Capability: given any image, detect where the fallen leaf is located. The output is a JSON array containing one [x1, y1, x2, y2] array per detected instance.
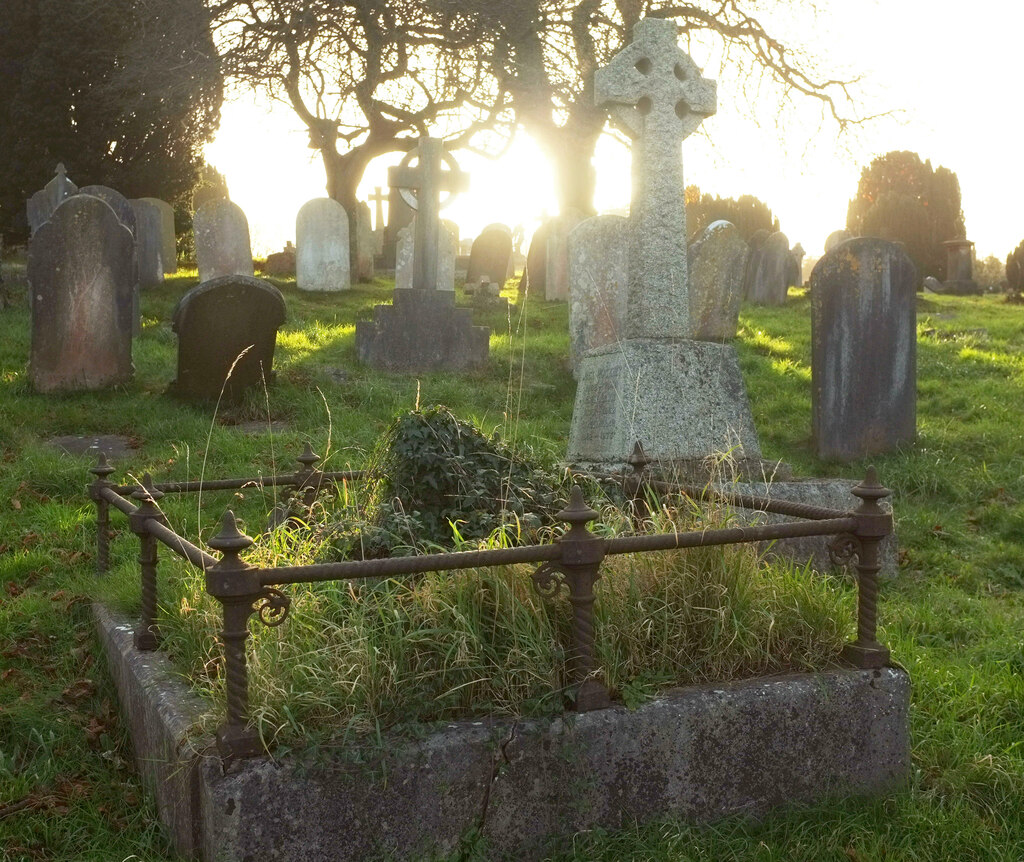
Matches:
[[10, 497, 20, 510]]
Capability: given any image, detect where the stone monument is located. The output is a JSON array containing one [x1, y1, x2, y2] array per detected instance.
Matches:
[[296, 198, 350, 291], [810, 238, 917, 461], [466, 224, 513, 286], [568, 18, 761, 475], [130, 198, 165, 287], [169, 275, 286, 402], [138, 197, 177, 274], [194, 200, 254, 283], [745, 230, 790, 305], [941, 239, 980, 295], [687, 220, 749, 341], [355, 137, 488, 371], [395, 218, 456, 292], [28, 195, 134, 392]]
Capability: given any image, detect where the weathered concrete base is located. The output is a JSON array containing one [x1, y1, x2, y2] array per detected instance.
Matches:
[[724, 478, 899, 576], [355, 288, 489, 372], [568, 338, 762, 473], [97, 603, 910, 862]]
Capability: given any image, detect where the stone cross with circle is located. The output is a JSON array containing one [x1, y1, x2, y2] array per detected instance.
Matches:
[[388, 137, 468, 291], [595, 17, 716, 338]]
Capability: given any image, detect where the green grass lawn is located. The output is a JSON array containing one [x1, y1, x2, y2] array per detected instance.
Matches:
[[1, 256, 1023, 860]]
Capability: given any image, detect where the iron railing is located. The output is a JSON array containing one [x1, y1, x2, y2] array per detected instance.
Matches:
[[89, 444, 892, 759]]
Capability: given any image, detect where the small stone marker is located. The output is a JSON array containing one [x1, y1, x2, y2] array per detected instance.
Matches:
[[129, 198, 165, 287], [28, 195, 134, 392], [466, 224, 513, 286], [569, 18, 762, 472], [193, 200, 254, 283], [810, 237, 917, 461], [824, 229, 853, 252], [264, 242, 296, 276], [138, 197, 177, 274], [296, 198, 350, 291], [169, 275, 286, 402], [745, 230, 790, 305], [26, 163, 77, 234], [688, 219, 748, 340], [356, 137, 488, 371], [395, 218, 456, 292], [789, 242, 805, 288], [568, 214, 628, 375]]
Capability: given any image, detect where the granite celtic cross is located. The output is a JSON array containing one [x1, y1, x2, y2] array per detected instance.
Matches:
[[595, 17, 716, 338], [388, 137, 468, 291]]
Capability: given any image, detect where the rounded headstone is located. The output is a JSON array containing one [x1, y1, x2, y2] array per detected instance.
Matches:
[[688, 220, 749, 340], [194, 200, 254, 283], [568, 215, 628, 374], [139, 197, 177, 274], [824, 229, 853, 253], [296, 198, 350, 291]]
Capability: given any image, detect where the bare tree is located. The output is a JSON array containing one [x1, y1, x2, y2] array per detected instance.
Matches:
[[474, 0, 874, 215], [210, 0, 511, 214]]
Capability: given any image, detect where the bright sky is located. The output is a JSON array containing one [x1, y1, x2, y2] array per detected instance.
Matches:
[[205, 1, 1022, 259]]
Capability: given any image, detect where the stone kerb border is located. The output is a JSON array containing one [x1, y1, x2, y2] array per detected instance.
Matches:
[[95, 602, 910, 862]]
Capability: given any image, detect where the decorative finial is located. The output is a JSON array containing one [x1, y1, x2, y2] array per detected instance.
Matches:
[[208, 510, 255, 556]]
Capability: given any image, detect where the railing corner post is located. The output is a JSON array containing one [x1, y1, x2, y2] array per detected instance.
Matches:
[[89, 453, 116, 576], [294, 443, 323, 508], [129, 474, 167, 651], [206, 510, 266, 759], [842, 466, 892, 669], [557, 486, 610, 712]]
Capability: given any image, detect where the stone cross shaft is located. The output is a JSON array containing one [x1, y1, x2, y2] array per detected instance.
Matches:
[[595, 17, 716, 339], [369, 186, 386, 231], [388, 137, 468, 291]]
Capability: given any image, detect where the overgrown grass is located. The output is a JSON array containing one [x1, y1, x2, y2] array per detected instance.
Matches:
[[2, 255, 1023, 859]]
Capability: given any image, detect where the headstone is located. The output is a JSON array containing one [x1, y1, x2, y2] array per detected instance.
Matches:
[[745, 230, 790, 305], [569, 18, 762, 474], [687, 220, 749, 341], [942, 239, 980, 295], [396, 218, 455, 291], [296, 198, 349, 291], [810, 238, 917, 461], [352, 202, 375, 282], [356, 137, 488, 371], [542, 211, 584, 300], [264, 242, 296, 276], [922, 275, 943, 293], [193, 200, 254, 283], [129, 198, 165, 287], [77, 186, 141, 334], [788, 242, 805, 288], [169, 275, 286, 402], [824, 229, 852, 252], [466, 225, 513, 287], [382, 183, 415, 267], [138, 197, 177, 274], [522, 221, 550, 294], [369, 187, 387, 231], [568, 215, 628, 375], [26, 164, 77, 235], [27, 195, 134, 392]]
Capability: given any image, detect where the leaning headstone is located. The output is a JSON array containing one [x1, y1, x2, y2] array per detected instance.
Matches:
[[193, 200, 254, 283], [129, 198, 165, 287], [169, 275, 286, 402], [26, 164, 77, 235], [745, 230, 790, 305], [466, 225, 513, 287], [138, 197, 177, 274], [568, 215, 628, 375], [824, 229, 852, 252], [356, 137, 488, 371], [395, 218, 456, 292], [27, 195, 134, 392], [810, 238, 917, 461], [568, 18, 761, 476], [688, 220, 748, 340], [296, 198, 349, 292]]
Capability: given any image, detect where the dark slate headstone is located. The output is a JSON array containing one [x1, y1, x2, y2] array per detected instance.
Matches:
[[466, 226, 513, 286], [169, 275, 286, 402], [810, 238, 917, 462], [28, 195, 134, 392]]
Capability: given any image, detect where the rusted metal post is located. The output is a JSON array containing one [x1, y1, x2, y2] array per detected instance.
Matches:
[[88, 453, 116, 576], [205, 510, 264, 758], [626, 440, 651, 526], [842, 466, 892, 668], [294, 443, 323, 508], [555, 486, 610, 711], [129, 474, 167, 651]]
